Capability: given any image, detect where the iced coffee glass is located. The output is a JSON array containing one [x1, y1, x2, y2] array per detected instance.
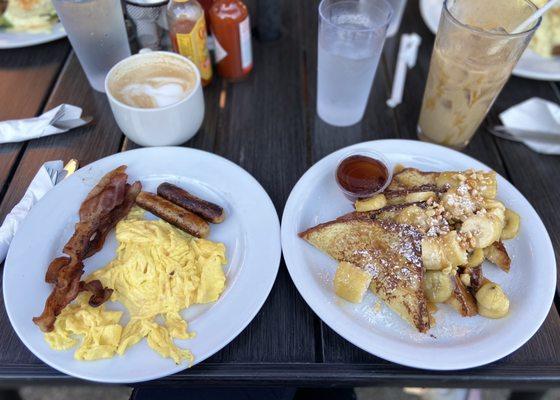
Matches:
[[417, 0, 540, 149]]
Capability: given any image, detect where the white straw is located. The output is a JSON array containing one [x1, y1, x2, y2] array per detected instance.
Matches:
[[386, 34, 421, 108], [512, 0, 559, 34]]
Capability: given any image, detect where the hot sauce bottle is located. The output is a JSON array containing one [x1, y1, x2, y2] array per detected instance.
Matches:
[[167, 0, 213, 86], [208, 0, 253, 81]]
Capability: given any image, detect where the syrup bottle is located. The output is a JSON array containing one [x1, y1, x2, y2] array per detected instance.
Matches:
[[208, 0, 253, 81], [167, 0, 213, 86], [198, 0, 214, 32]]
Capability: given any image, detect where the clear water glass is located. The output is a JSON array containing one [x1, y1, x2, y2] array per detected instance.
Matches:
[[317, 0, 392, 127], [385, 0, 407, 37], [52, 0, 131, 92]]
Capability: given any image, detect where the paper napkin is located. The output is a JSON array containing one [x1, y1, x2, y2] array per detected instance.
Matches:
[[499, 97, 560, 155], [0, 104, 85, 144], [0, 160, 63, 262]]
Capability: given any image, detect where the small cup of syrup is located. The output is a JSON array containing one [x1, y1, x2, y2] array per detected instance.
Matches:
[[335, 150, 392, 201]]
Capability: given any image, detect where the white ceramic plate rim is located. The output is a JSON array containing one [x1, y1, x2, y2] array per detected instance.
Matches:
[[3, 147, 281, 383], [419, 0, 560, 81], [281, 139, 556, 370], [0, 22, 66, 49]]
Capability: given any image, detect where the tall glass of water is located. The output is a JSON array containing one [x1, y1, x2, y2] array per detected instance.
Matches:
[[52, 0, 131, 92], [317, 0, 392, 127], [385, 0, 407, 37]]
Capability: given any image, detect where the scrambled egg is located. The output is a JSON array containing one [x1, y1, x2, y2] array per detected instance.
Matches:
[[2, 0, 57, 32], [45, 207, 227, 364]]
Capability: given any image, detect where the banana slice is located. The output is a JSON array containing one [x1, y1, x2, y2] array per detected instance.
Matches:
[[466, 248, 484, 268], [395, 205, 428, 228], [476, 282, 509, 319], [333, 261, 373, 303], [488, 207, 505, 229], [483, 199, 506, 212], [355, 194, 387, 212], [477, 172, 498, 199], [422, 231, 467, 270], [442, 231, 468, 266], [501, 209, 520, 240], [424, 271, 453, 303], [405, 191, 436, 203], [435, 172, 461, 189], [422, 237, 444, 270], [460, 273, 471, 287], [393, 164, 406, 174], [460, 214, 501, 248]]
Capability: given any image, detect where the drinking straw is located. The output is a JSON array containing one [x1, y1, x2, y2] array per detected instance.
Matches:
[[512, 0, 559, 33]]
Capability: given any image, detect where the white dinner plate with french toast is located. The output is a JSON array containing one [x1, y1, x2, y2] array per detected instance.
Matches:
[[419, 0, 560, 81], [281, 139, 556, 370], [0, 22, 66, 49], [3, 147, 281, 383]]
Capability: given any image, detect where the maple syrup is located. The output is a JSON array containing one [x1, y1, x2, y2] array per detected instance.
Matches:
[[336, 154, 390, 200]]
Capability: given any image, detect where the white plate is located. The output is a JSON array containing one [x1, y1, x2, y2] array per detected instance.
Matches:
[[3, 147, 281, 383], [281, 139, 556, 370], [0, 22, 65, 49], [419, 0, 560, 81]]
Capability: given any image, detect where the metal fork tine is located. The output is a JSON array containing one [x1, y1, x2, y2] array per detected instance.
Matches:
[[51, 170, 59, 184], [44, 166, 58, 184]]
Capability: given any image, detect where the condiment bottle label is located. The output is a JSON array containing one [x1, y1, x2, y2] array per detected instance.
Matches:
[[213, 35, 228, 63], [238, 16, 252, 70], [175, 16, 212, 81]]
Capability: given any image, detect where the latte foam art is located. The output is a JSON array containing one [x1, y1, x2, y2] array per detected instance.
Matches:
[[120, 77, 191, 108], [108, 55, 198, 109]]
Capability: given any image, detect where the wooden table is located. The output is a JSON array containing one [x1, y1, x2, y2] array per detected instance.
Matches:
[[0, 0, 559, 388]]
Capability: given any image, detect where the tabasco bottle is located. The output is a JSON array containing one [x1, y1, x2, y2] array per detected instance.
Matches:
[[167, 0, 213, 86], [209, 0, 253, 81]]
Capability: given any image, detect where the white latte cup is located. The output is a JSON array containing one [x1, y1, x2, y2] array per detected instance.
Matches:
[[105, 50, 204, 147]]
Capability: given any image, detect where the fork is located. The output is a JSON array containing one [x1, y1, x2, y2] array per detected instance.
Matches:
[[51, 115, 93, 131], [44, 165, 59, 185]]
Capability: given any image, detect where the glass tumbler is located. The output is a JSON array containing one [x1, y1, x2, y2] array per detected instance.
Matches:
[[317, 0, 392, 127], [417, 0, 540, 149], [52, 0, 132, 92]]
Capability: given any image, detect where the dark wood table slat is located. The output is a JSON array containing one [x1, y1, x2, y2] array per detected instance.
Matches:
[[0, 40, 70, 205]]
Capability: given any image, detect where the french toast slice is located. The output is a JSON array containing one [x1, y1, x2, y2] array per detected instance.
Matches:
[[299, 218, 431, 333], [388, 168, 438, 191], [389, 167, 497, 200], [340, 202, 451, 237], [446, 273, 478, 317]]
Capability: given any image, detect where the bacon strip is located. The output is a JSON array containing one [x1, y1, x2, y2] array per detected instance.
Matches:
[[33, 166, 141, 332], [80, 280, 113, 307], [83, 181, 142, 258], [45, 257, 70, 284]]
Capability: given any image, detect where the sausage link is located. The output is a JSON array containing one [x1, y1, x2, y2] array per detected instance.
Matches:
[[136, 191, 210, 238], [157, 182, 225, 224]]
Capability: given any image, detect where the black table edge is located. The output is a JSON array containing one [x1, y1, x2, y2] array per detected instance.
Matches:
[[1, 363, 559, 388]]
